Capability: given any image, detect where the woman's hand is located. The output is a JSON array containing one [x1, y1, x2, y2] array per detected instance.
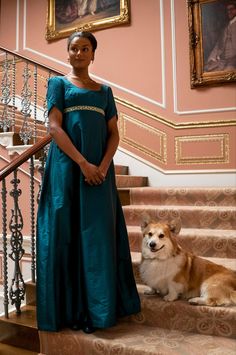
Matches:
[[97, 116, 119, 180], [80, 160, 105, 186]]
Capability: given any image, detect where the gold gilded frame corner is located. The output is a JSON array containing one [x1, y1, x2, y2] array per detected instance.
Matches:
[[46, 0, 130, 41], [188, 0, 236, 88]]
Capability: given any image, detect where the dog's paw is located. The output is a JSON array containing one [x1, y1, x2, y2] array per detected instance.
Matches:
[[163, 294, 177, 302], [188, 297, 202, 305], [144, 288, 156, 295]]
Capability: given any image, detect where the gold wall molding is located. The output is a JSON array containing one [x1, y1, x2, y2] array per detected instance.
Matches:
[[115, 97, 236, 129], [175, 134, 229, 165], [120, 113, 167, 164]]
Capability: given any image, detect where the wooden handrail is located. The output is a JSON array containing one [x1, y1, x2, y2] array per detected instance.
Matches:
[[0, 135, 52, 181]]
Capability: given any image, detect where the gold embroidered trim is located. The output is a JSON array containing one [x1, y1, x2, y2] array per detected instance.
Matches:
[[64, 105, 105, 116]]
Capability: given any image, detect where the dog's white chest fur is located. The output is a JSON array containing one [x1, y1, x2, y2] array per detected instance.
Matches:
[[140, 256, 182, 295]]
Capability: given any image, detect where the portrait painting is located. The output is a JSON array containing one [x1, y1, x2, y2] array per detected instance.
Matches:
[[46, 0, 130, 41], [188, 0, 236, 87]]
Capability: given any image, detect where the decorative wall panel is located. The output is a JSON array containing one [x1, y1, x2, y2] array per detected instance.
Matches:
[[175, 134, 229, 165], [120, 113, 167, 164]]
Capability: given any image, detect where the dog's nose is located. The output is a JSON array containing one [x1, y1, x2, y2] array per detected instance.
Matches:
[[149, 241, 156, 248]]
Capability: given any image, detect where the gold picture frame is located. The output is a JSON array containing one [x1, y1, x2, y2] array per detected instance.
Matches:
[[46, 0, 130, 41], [188, 0, 236, 88]]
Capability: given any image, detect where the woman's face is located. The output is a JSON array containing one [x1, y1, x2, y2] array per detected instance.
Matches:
[[68, 36, 94, 70]]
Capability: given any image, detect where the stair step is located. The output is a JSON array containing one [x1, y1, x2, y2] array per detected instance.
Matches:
[[39, 321, 236, 355], [118, 188, 130, 206], [0, 343, 37, 355], [131, 251, 236, 338], [123, 205, 236, 229], [114, 164, 128, 175], [3, 270, 236, 354], [179, 228, 236, 258], [0, 305, 39, 352], [127, 284, 236, 339], [116, 175, 148, 188], [130, 187, 236, 206], [127, 226, 236, 258]]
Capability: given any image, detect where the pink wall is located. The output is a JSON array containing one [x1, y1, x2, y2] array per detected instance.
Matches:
[[0, 0, 235, 172]]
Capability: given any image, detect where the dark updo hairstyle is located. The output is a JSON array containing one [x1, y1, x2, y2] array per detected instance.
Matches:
[[67, 31, 97, 52]]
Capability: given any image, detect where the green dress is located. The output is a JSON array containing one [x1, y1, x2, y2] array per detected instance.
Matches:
[[36, 76, 140, 331]]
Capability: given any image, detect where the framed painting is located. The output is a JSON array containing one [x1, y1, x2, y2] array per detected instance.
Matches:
[[46, 0, 130, 41], [188, 0, 236, 87]]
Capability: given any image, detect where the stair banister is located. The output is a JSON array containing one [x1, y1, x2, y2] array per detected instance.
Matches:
[[0, 135, 52, 317], [0, 46, 62, 318], [0, 135, 52, 181], [0, 46, 63, 144]]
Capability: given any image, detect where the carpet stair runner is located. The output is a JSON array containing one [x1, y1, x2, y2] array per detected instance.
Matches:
[[123, 187, 236, 345], [0, 174, 236, 354], [25, 184, 236, 355]]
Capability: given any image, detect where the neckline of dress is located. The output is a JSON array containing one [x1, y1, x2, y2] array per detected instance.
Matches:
[[63, 76, 103, 92]]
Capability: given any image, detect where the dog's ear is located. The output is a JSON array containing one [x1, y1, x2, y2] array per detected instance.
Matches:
[[168, 219, 181, 235], [140, 212, 152, 231]]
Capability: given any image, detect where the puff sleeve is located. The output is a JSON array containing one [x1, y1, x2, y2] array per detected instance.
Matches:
[[105, 87, 117, 121], [46, 76, 64, 114]]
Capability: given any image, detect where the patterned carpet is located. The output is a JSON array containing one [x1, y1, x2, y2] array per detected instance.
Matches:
[[39, 187, 236, 354], [39, 322, 236, 355]]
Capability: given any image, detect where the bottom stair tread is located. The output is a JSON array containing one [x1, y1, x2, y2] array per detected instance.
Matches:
[[39, 322, 236, 355], [129, 285, 236, 339], [0, 342, 37, 355]]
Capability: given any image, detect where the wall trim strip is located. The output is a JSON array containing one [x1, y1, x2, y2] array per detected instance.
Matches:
[[116, 97, 236, 128], [117, 146, 236, 174]]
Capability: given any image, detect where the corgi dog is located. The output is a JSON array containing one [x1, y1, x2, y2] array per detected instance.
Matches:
[[140, 216, 236, 306]]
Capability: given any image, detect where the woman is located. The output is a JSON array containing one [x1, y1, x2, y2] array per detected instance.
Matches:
[[36, 31, 140, 334]]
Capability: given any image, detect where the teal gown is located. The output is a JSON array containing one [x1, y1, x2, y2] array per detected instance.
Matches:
[[36, 76, 140, 331]]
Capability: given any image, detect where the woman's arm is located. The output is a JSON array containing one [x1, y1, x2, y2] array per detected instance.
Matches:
[[98, 115, 119, 177], [49, 106, 105, 185]]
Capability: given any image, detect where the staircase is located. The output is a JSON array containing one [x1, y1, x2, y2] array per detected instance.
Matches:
[[1, 179, 236, 354], [1, 47, 236, 354]]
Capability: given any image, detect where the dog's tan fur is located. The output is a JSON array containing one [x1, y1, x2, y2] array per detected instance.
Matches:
[[140, 216, 236, 306]]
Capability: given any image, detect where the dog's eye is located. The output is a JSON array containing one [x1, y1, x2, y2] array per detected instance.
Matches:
[[148, 232, 153, 237], [159, 234, 164, 239]]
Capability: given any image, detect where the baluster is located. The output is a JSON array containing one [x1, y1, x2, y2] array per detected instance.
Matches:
[[29, 156, 36, 283], [43, 72, 51, 133], [38, 72, 51, 195], [20, 62, 32, 145], [0, 52, 12, 132], [1, 178, 9, 318], [9, 170, 25, 314], [11, 55, 16, 131], [33, 65, 38, 143], [37, 150, 46, 204]]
